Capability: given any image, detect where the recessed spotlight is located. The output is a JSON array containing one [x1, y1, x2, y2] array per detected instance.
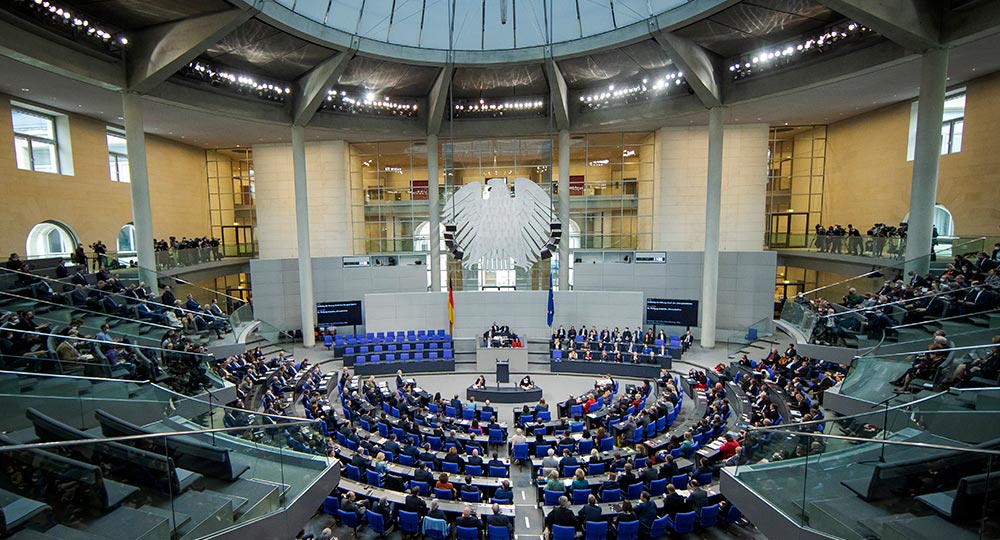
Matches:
[[117, 116, 123, 120], [20, 88, 29, 92]]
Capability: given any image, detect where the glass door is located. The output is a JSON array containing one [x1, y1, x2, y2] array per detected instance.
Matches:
[[221, 225, 256, 257]]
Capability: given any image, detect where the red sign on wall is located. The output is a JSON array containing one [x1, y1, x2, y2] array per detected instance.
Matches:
[[569, 175, 585, 196], [411, 180, 428, 200]]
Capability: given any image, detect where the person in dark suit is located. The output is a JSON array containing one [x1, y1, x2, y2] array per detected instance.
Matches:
[[657, 454, 680, 480], [413, 461, 435, 485], [618, 463, 637, 492], [402, 486, 428, 517], [419, 445, 441, 471], [661, 484, 689, 517], [460, 475, 482, 501], [427, 500, 446, 520], [544, 497, 580, 535], [598, 471, 619, 501], [634, 491, 658, 533], [341, 491, 367, 522], [455, 506, 483, 535], [493, 480, 514, 502], [484, 503, 514, 535], [71, 268, 88, 287], [55, 259, 69, 279], [577, 494, 603, 525], [160, 285, 176, 309], [687, 480, 709, 515]]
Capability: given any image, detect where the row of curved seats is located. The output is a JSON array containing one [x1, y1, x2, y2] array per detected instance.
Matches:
[[354, 350, 454, 364]]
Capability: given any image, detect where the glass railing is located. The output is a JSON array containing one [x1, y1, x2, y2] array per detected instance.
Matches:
[[779, 237, 987, 344], [229, 303, 295, 354], [766, 233, 988, 260], [725, 317, 775, 356], [0, 370, 332, 540], [732, 387, 1000, 540]]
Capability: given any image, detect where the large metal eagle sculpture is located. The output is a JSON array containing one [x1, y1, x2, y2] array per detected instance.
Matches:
[[441, 177, 561, 270]]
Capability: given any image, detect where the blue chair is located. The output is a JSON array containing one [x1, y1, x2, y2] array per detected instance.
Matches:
[[646, 423, 656, 438], [466, 465, 482, 476], [461, 490, 482, 503], [398, 454, 414, 466], [345, 464, 361, 481], [537, 411, 551, 422], [552, 349, 563, 359], [670, 448, 683, 460], [422, 517, 449, 540], [457, 526, 480, 540], [696, 472, 713, 486], [443, 349, 454, 359], [324, 335, 333, 349], [562, 464, 580, 477], [462, 408, 475, 420], [573, 488, 590, 505], [617, 519, 639, 540], [585, 520, 608, 540], [434, 487, 453, 500], [627, 482, 643, 500], [442, 461, 460, 474], [512, 443, 529, 464], [398, 509, 421, 537], [649, 478, 667, 497], [697, 504, 719, 527], [489, 465, 507, 478], [600, 488, 621, 503], [408, 480, 429, 494], [544, 490, 563, 506], [366, 509, 387, 537], [570, 404, 583, 417], [338, 509, 360, 535], [552, 525, 576, 540], [445, 406, 457, 417], [487, 524, 511, 540], [672, 474, 688, 490], [725, 505, 743, 525], [489, 428, 505, 448], [666, 511, 696, 534], [634, 457, 648, 469], [322, 495, 339, 515], [588, 462, 605, 476], [366, 469, 382, 487], [599, 437, 614, 452]]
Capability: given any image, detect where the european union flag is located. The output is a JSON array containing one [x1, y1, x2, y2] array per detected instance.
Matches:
[[547, 273, 554, 327]]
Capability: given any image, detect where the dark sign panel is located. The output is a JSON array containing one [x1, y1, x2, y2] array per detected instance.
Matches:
[[645, 298, 699, 327], [317, 301, 363, 326]]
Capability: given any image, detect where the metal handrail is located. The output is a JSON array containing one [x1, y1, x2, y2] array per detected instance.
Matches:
[[892, 306, 1000, 329], [0, 289, 174, 331], [1, 327, 214, 358], [738, 429, 1000, 457]]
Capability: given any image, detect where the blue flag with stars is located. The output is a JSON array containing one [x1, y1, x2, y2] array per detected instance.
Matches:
[[547, 273, 554, 327]]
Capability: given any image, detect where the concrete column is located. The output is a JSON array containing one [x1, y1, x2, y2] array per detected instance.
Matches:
[[558, 129, 571, 290], [701, 107, 723, 348], [904, 48, 949, 276], [121, 92, 158, 292], [427, 134, 441, 292], [291, 125, 315, 347]]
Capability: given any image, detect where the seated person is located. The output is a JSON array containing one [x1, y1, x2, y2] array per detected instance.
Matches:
[[520, 375, 534, 389], [473, 375, 487, 389]]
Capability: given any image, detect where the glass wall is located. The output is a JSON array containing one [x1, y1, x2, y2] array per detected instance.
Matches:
[[206, 148, 257, 257], [348, 132, 653, 290], [349, 141, 430, 255], [766, 125, 826, 248]]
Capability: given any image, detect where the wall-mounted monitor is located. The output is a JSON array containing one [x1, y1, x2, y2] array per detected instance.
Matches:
[[317, 301, 363, 326], [645, 298, 699, 327]]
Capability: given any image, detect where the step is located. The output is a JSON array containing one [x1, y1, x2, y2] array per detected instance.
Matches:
[[881, 514, 980, 540], [806, 497, 891, 540], [84, 506, 171, 540], [8, 530, 59, 540], [137, 505, 192, 532], [212, 478, 282, 522], [45, 524, 113, 540], [153, 490, 233, 540]]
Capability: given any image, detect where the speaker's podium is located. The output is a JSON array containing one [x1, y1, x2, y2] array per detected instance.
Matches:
[[475, 347, 528, 372], [496, 360, 509, 384]]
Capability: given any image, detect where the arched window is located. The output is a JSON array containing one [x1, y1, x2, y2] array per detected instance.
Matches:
[[413, 222, 446, 252], [26, 221, 76, 258], [903, 205, 956, 237], [117, 223, 136, 254]]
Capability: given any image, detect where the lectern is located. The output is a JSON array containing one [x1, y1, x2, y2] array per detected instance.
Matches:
[[496, 360, 510, 384]]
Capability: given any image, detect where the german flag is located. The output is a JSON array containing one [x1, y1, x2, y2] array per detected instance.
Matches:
[[448, 277, 455, 328]]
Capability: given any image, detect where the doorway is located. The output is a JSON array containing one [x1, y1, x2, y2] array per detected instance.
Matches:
[[221, 226, 256, 257], [769, 213, 810, 248]]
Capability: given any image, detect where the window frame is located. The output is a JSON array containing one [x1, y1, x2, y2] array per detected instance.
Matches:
[[106, 128, 130, 183], [12, 106, 60, 174]]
